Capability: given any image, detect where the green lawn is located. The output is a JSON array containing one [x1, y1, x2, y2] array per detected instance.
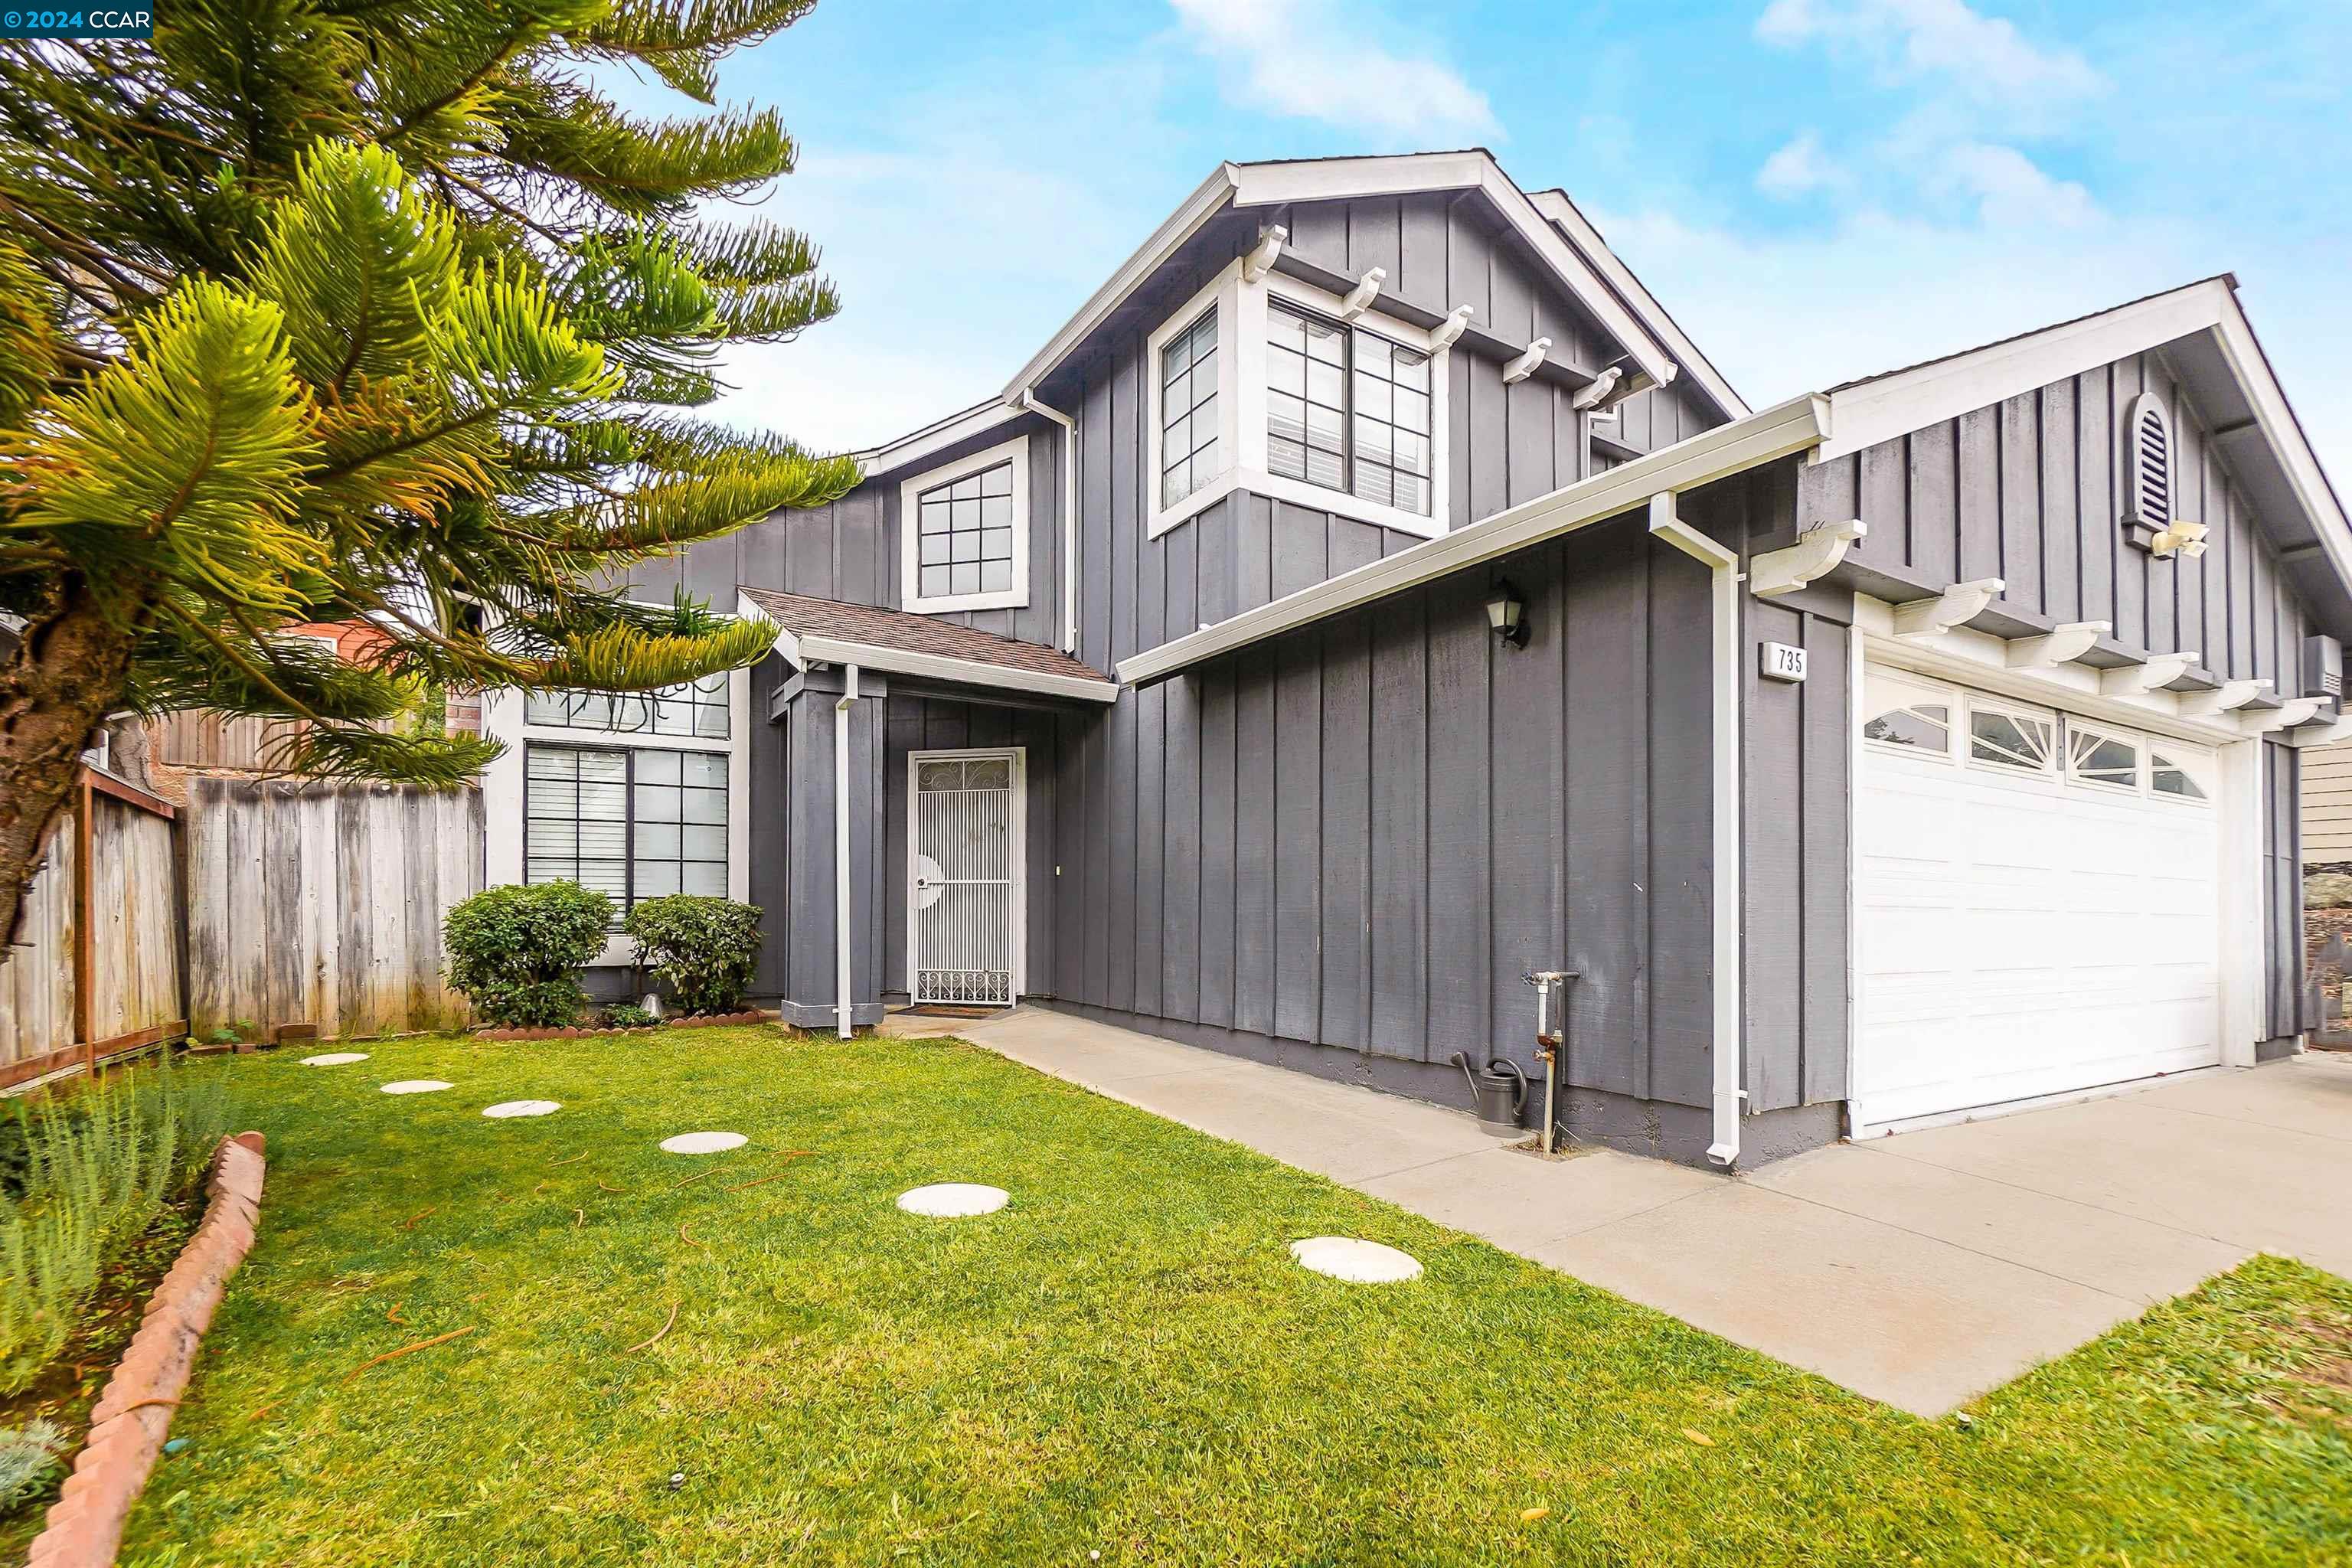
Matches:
[[115, 1027, 2352, 1566]]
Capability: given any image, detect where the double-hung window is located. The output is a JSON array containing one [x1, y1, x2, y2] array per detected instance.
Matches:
[[1146, 262, 1451, 541]]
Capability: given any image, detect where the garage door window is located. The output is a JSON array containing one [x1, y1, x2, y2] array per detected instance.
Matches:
[[2151, 752, 2209, 802], [1968, 709, 2053, 773], [2066, 727, 2140, 791], [1864, 700, 1950, 754]]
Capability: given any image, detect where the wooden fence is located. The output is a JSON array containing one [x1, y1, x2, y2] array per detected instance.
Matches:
[[185, 778, 482, 1040], [0, 769, 186, 1087]]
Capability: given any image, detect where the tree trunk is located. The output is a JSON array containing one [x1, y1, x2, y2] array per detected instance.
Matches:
[[0, 579, 140, 947]]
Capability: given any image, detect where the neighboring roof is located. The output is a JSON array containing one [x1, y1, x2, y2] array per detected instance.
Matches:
[[1525, 189, 1746, 420], [999, 150, 1690, 410], [737, 587, 1118, 704]]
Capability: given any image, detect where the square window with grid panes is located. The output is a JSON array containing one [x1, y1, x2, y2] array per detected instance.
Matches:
[[1266, 300, 1432, 517], [524, 743, 726, 918], [1159, 306, 1220, 509], [524, 670, 730, 740], [915, 460, 1018, 600]]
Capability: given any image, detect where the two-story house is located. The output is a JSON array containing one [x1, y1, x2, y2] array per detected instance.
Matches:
[[480, 149, 2352, 1167]]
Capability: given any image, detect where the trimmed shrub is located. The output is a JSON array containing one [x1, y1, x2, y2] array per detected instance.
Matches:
[[603, 1002, 658, 1030], [444, 881, 615, 1027], [623, 895, 763, 1015], [0, 1056, 231, 1396]]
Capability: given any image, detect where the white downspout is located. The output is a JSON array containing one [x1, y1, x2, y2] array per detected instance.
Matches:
[[1016, 388, 1080, 653], [834, 665, 861, 1039], [1647, 493, 1746, 1168]]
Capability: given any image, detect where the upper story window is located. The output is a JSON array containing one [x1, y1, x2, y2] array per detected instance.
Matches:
[[525, 670, 730, 740], [1267, 302, 1433, 517], [900, 434, 1031, 615], [1161, 308, 1220, 510], [1146, 262, 1451, 542]]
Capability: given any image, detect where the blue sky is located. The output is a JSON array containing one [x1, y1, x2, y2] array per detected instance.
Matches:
[[672, 0, 2350, 479]]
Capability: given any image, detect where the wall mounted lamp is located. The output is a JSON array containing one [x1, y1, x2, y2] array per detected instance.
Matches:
[[1486, 583, 1528, 648]]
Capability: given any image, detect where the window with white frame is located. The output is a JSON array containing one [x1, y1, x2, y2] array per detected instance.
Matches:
[[524, 743, 729, 917], [1147, 261, 1451, 541], [900, 435, 1030, 614], [525, 671, 730, 739]]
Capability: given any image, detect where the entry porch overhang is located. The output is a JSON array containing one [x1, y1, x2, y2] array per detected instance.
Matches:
[[737, 587, 1118, 706]]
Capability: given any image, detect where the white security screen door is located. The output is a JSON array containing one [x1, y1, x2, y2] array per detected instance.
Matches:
[[910, 750, 1022, 1006]]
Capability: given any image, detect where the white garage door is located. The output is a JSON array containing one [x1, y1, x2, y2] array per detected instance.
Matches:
[[1854, 665, 2222, 1131]]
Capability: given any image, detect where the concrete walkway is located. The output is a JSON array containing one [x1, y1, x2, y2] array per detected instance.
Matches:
[[912, 1007, 2352, 1417]]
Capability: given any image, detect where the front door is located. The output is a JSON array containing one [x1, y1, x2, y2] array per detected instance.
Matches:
[[909, 748, 1023, 1007]]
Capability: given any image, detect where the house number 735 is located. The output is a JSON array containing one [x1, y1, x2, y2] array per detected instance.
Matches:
[[1760, 642, 1807, 682]]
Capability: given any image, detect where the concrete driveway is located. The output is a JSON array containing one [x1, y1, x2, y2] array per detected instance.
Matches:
[[921, 1007, 2352, 1417]]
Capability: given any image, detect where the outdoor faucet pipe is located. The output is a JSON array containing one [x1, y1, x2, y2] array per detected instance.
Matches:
[[834, 665, 860, 1040]]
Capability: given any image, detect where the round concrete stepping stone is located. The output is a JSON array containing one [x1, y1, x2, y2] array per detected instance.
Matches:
[[896, 1183, 1008, 1218], [482, 1100, 561, 1119], [1289, 1236, 1423, 1283], [379, 1080, 452, 1096], [659, 1131, 747, 1155], [300, 1052, 369, 1067]]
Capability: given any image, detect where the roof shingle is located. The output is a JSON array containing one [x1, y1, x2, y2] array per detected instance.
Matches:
[[738, 587, 1112, 687]]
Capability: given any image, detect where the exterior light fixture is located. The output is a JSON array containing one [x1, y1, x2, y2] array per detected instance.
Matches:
[[1486, 583, 1528, 648]]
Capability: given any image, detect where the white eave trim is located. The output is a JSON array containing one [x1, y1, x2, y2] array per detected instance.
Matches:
[[1818, 279, 2226, 464], [1117, 394, 1827, 686], [1000, 163, 1240, 402], [1227, 154, 1680, 396], [1526, 188, 1748, 420], [740, 601, 1117, 705], [851, 398, 1026, 478]]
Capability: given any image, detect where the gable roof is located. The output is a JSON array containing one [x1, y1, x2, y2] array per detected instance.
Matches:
[[998, 150, 1709, 413], [737, 586, 1117, 704], [1815, 275, 2352, 634]]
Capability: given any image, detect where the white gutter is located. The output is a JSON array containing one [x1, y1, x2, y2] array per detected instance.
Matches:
[[1646, 493, 1745, 1168], [1016, 388, 1082, 654], [1118, 394, 1826, 687], [834, 665, 860, 1040]]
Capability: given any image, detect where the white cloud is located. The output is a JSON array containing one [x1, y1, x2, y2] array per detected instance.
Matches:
[[1756, 131, 1845, 198], [1938, 141, 2099, 229], [1170, 0, 1498, 142], [1756, 0, 2105, 108]]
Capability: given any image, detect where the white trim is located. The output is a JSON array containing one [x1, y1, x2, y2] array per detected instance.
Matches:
[[835, 665, 860, 1037], [1647, 494, 1744, 1168], [904, 746, 1028, 1001], [479, 665, 753, 969], [1013, 389, 1080, 653], [899, 434, 1032, 614], [1818, 282, 2231, 463], [1225, 154, 1680, 394], [2216, 737, 2265, 1066], [1002, 163, 1240, 402], [851, 399, 1024, 477], [1145, 261, 1454, 541], [1525, 188, 1748, 419], [1119, 394, 1828, 686]]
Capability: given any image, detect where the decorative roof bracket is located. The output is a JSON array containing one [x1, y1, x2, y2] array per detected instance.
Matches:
[[1241, 225, 1287, 284], [2177, 678, 2270, 717], [2004, 619, 2109, 670], [1750, 519, 1866, 598], [1502, 336, 1552, 385], [2100, 651, 2199, 696], [1890, 578, 2004, 638], [1340, 266, 1387, 320]]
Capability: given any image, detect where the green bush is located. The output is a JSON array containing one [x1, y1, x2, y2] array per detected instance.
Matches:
[[603, 1002, 657, 1030], [0, 1055, 231, 1396], [0, 1419, 64, 1511], [622, 895, 763, 1015], [443, 881, 615, 1027]]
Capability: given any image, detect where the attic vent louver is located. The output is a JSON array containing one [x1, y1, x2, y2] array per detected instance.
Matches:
[[2122, 393, 2180, 554]]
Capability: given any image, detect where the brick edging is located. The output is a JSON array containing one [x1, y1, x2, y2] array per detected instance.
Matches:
[[28, 1132, 266, 1568]]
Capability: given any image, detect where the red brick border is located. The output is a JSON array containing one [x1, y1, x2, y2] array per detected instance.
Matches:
[[28, 1132, 266, 1568]]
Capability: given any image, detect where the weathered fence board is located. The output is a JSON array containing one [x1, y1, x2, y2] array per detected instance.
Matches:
[[187, 778, 481, 1040], [0, 770, 184, 1083]]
